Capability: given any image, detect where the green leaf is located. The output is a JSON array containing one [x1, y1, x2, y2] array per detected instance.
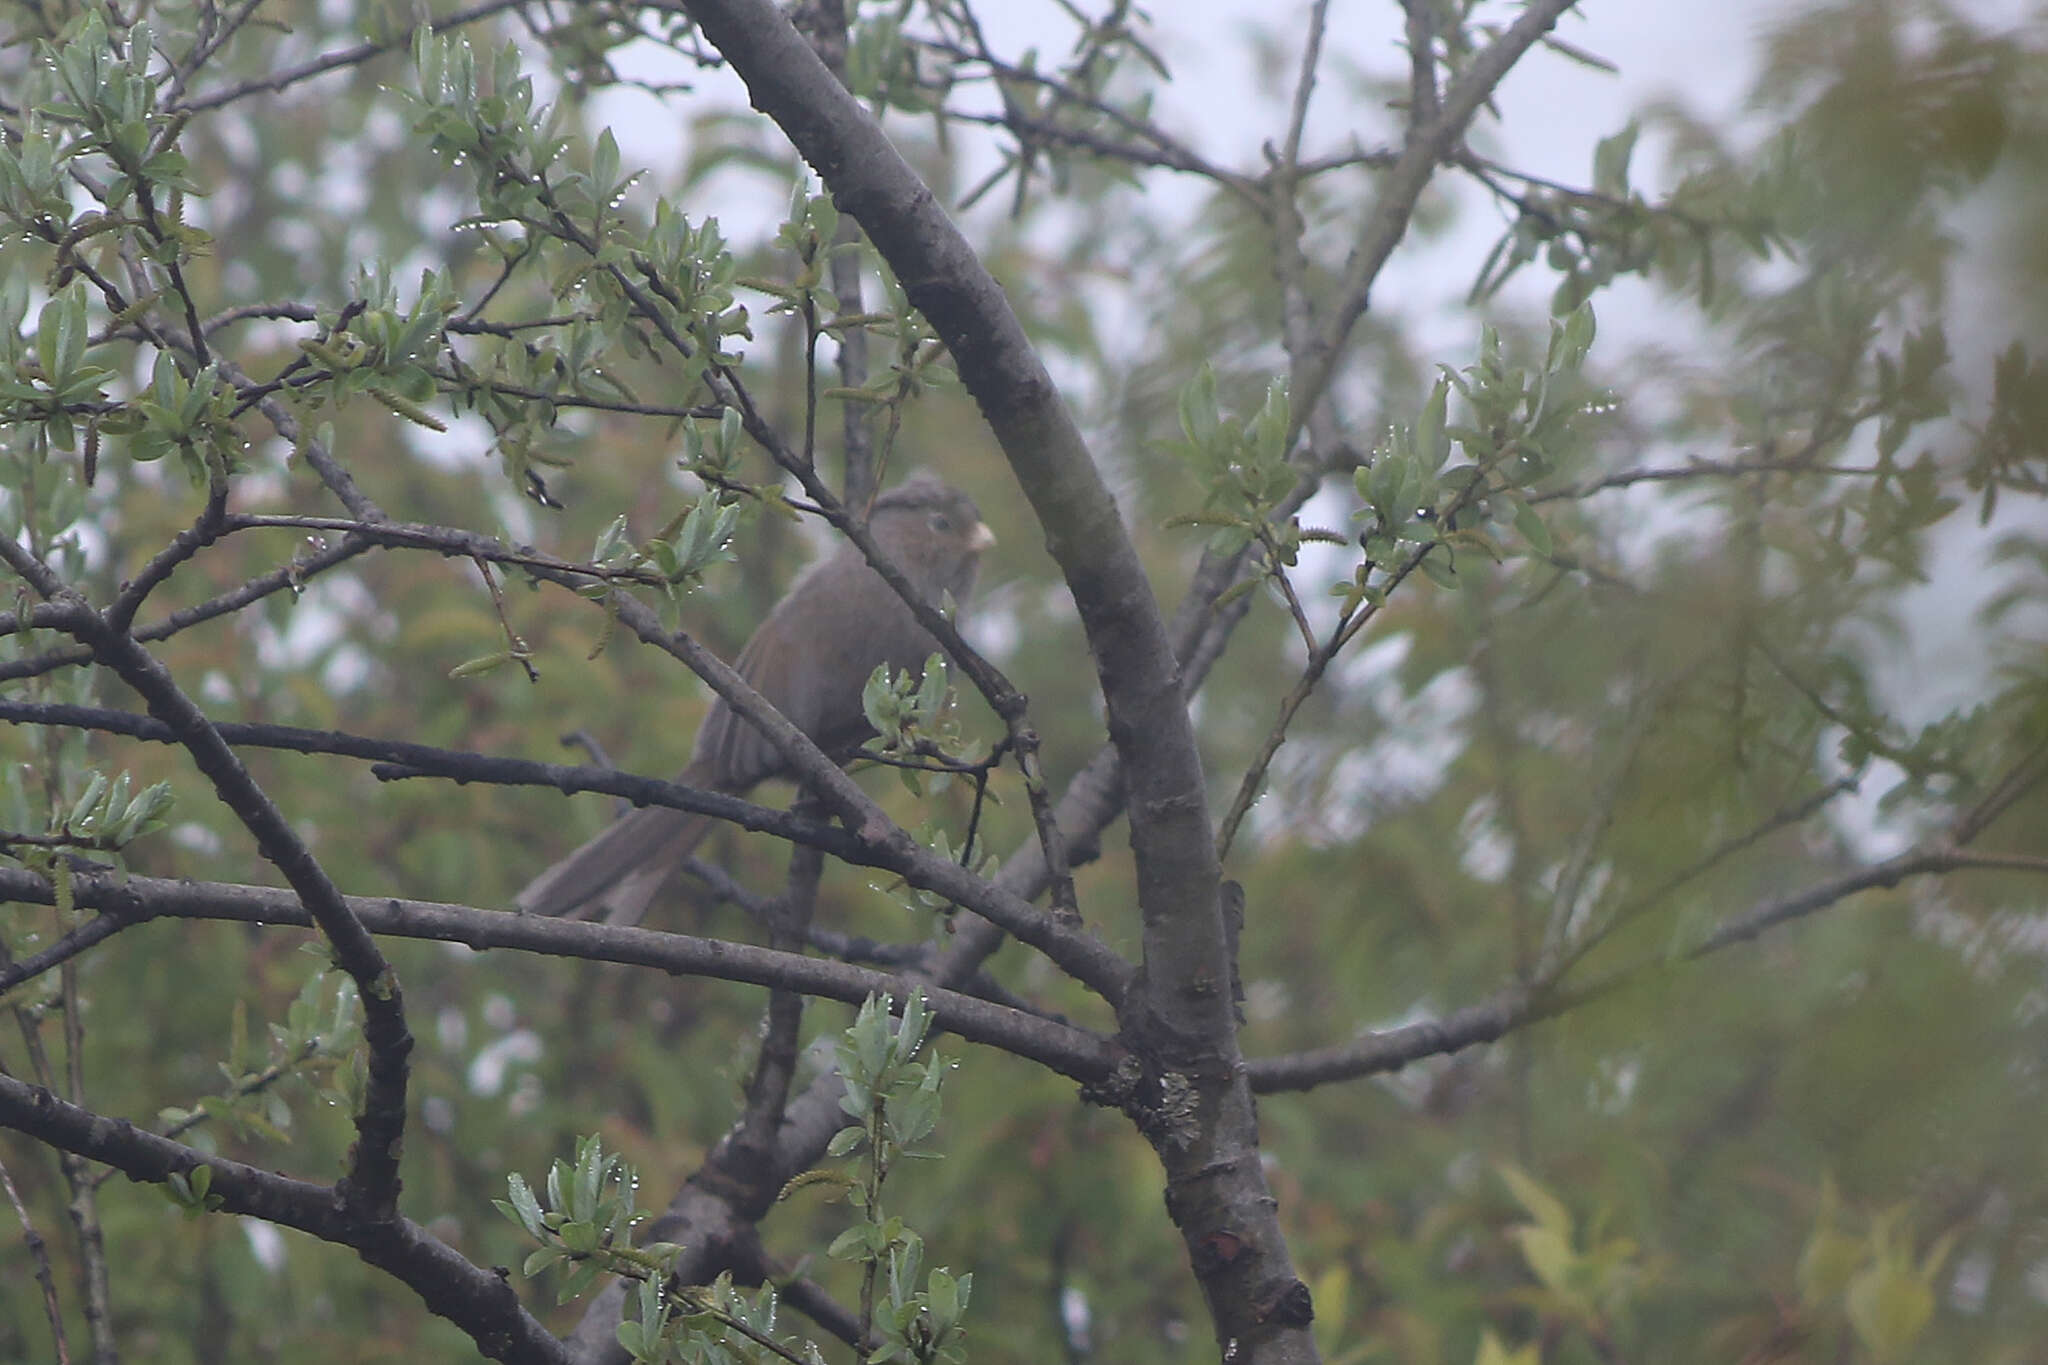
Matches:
[[1510, 498, 1553, 556], [1499, 1164, 1574, 1240], [1592, 120, 1639, 198], [1177, 364, 1219, 449], [827, 1224, 872, 1260], [68, 771, 108, 830], [1415, 377, 1451, 472], [593, 127, 619, 199], [1846, 1256, 1933, 1360], [505, 1172, 545, 1237], [449, 650, 515, 678], [1552, 301, 1597, 371]]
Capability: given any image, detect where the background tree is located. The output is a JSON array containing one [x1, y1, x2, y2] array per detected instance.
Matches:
[[1, 0, 2045, 1362]]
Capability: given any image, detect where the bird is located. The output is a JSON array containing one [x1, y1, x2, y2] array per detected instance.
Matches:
[[516, 476, 995, 923]]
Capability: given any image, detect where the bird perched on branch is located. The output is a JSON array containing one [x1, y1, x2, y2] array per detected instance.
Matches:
[[516, 476, 995, 923]]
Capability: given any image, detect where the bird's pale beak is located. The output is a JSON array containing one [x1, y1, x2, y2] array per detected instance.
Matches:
[[968, 521, 997, 551]]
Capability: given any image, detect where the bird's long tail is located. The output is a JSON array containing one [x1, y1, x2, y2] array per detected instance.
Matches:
[[514, 803, 717, 924]]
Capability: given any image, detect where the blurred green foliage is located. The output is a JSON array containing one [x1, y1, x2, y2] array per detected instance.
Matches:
[[1, 0, 2045, 1362]]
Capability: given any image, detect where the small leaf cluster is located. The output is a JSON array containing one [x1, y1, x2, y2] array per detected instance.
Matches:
[[1496, 1164, 1647, 1352], [33, 14, 199, 212], [587, 492, 742, 599], [753, 185, 847, 321], [1472, 119, 1793, 313], [404, 30, 751, 464], [496, 1134, 660, 1304], [499, 997, 970, 1362], [1797, 1179, 1955, 1364], [830, 991, 949, 1171], [878, 819, 993, 921], [751, 189, 950, 455], [157, 970, 364, 1149], [818, 991, 970, 1365], [407, 33, 562, 226], [818, 268, 953, 426], [845, 13, 933, 116], [160, 1164, 224, 1220], [617, 1272, 814, 1365], [1346, 306, 1597, 601], [294, 266, 465, 434], [0, 766, 171, 938], [0, 107, 74, 230], [859, 1238, 972, 1365], [678, 405, 750, 489], [108, 352, 242, 483], [634, 201, 751, 369], [499, 1136, 817, 1363], [861, 654, 952, 764], [407, 29, 748, 370], [1967, 339, 2048, 522], [0, 283, 116, 458], [47, 767, 174, 853], [0, 19, 244, 484], [1166, 367, 1295, 556]]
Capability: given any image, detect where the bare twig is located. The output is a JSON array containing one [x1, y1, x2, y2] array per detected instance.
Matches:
[[0, 1150, 70, 1364], [176, 0, 537, 113]]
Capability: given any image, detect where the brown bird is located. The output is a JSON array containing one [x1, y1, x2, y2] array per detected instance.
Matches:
[[516, 477, 995, 923]]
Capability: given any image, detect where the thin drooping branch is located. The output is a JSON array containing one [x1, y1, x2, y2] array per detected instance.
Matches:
[[796, 0, 879, 508], [221, 514, 672, 586], [679, 854, 933, 968], [1527, 455, 1888, 503], [0, 866, 1121, 1081], [0, 1156, 66, 1363], [1548, 775, 1860, 979], [0, 533, 372, 686], [1401, 0, 1442, 127], [910, 31, 1256, 200], [1251, 722, 2048, 1090], [1248, 825, 2048, 1092], [105, 480, 231, 635], [52, 936, 116, 1365], [0, 1073, 570, 1365], [1248, 986, 1535, 1093]]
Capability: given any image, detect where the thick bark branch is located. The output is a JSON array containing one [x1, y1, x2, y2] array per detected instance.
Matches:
[[670, 3, 1310, 1356]]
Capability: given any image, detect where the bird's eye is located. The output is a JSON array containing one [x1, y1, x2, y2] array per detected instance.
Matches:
[[930, 513, 954, 532]]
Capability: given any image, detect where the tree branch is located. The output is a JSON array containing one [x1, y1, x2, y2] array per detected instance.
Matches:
[[0, 867, 1120, 1082], [1293, 0, 1583, 425], [1249, 831, 2048, 1092], [0, 543, 414, 1224], [0, 696, 1133, 999], [0, 1074, 569, 1365], [672, 2, 1308, 1354]]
